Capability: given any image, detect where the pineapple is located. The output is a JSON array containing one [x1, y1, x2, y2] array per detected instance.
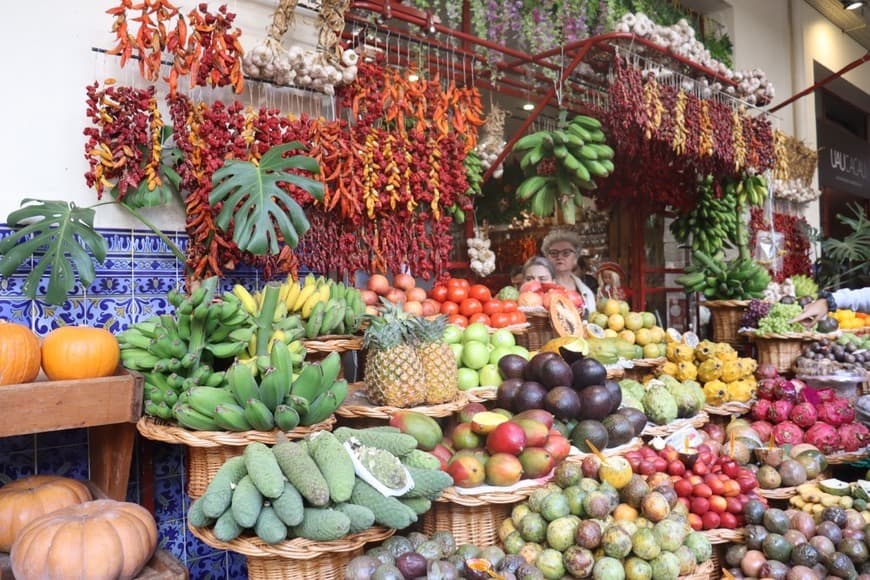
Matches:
[[414, 316, 459, 405], [363, 304, 427, 407]]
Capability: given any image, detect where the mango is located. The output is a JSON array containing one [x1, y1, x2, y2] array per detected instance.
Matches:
[[389, 410, 443, 451]]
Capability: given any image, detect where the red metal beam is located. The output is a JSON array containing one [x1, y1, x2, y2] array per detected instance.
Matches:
[[767, 51, 870, 113]]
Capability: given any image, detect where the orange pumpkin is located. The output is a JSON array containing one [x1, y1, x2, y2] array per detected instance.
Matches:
[[41, 326, 120, 381], [10, 499, 158, 580], [0, 475, 92, 551], [0, 321, 41, 386]]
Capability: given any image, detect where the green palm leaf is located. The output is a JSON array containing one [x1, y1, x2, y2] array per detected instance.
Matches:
[[0, 199, 108, 305], [209, 142, 324, 255]]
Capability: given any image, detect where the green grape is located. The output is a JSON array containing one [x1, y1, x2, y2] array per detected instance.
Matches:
[[756, 303, 805, 335]]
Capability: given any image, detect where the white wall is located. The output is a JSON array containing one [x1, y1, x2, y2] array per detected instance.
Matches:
[[0, 0, 319, 230]]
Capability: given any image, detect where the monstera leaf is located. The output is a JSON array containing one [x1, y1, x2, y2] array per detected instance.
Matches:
[[114, 127, 183, 210], [209, 142, 324, 255], [0, 199, 108, 305]]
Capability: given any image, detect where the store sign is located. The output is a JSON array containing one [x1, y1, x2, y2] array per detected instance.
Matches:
[[817, 120, 870, 198]]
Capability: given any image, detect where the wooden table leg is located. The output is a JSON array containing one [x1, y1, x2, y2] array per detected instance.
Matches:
[[88, 422, 137, 501]]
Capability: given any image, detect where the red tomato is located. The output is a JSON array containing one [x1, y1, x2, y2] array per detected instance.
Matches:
[[459, 298, 483, 317], [508, 310, 526, 326], [469, 313, 491, 326], [446, 285, 468, 303], [429, 284, 448, 302], [440, 301, 459, 315], [468, 284, 492, 303], [482, 299, 503, 315], [501, 300, 518, 313], [490, 312, 512, 328], [447, 314, 469, 328], [446, 278, 470, 290]]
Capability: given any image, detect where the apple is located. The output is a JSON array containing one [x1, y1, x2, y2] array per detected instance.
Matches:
[[659, 446, 679, 463], [688, 513, 703, 531], [450, 343, 464, 365], [719, 512, 738, 529], [667, 460, 686, 477], [490, 329, 516, 349], [462, 341, 490, 370], [709, 495, 727, 514], [690, 496, 710, 515], [462, 323, 490, 344], [674, 479, 693, 498], [725, 497, 743, 514], [457, 367, 480, 390], [486, 422, 527, 455], [446, 455, 486, 487], [451, 423, 483, 450], [489, 346, 514, 366], [693, 483, 712, 498], [442, 325, 464, 344], [652, 457, 668, 474], [701, 511, 721, 530], [478, 363, 503, 387], [509, 345, 531, 360]]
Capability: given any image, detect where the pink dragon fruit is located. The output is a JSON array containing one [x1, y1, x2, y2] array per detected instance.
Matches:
[[756, 378, 778, 401], [789, 402, 819, 429], [816, 388, 836, 403], [838, 423, 870, 452], [752, 400, 773, 422], [817, 398, 856, 427], [751, 420, 774, 443], [799, 387, 822, 406], [773, 421, 804, 446], [757, 363, 778, 380], [805, 422, 842, 454], [768, 399, 794, 424], [773, 378, 798, 403]]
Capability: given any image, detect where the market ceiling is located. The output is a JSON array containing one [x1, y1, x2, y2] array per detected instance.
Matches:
[[804, 0, 870, 51]]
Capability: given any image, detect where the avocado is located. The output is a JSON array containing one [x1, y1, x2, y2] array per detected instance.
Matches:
[[817, 316, 840, 334]]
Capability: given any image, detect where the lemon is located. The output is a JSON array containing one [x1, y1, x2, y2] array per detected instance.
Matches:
[[603, 299, 621, 316], [608, 313, 625, 331]]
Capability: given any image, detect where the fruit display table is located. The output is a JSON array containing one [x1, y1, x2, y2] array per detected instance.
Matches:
[[0, 371, 143, 501]]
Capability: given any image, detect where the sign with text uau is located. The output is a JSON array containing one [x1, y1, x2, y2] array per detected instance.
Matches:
[[817, 119, 870, 198]]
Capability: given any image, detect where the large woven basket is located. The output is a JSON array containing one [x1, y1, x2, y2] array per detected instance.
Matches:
[[515, 309, 555, 351], [704, 400, 753, 416], [642, 411, 709, 438], [702, 527, 745, 545], [137, 416, 336, 499], [753, 336, 806, 374], [420, 500, 515, 547], [705, 300, 749, 346], [188, 524, 393, 580], [335, 382, 469, 419]]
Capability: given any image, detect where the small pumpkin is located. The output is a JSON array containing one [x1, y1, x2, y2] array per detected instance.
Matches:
[[41, 326, 120, 381], [0, 475, 92, 551], [0, 321, 41, 386], [11, 499, 158, 580]]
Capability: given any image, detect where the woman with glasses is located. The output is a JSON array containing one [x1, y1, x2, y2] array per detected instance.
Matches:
[[541, 230, 596, 316]]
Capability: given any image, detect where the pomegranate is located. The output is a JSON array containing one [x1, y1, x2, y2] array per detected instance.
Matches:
[[752, 400, 773, 422], [750, 421, 774, 444], [838, 423, 870, 453], [756, 378, 778, 401], [773, 380, 798, 403], [757, 364, 778, 380], [767, 400, 794, 424], [773, 421, 804, 446], [805, 423, 841, 454], [789, 402, 819, 429]]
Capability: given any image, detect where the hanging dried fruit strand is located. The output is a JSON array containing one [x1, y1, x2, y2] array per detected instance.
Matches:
[[672, 90, 688, 156], [699, 100, 714, 157]]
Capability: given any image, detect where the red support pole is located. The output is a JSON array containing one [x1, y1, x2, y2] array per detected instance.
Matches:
[[767, 52, 870, 113]]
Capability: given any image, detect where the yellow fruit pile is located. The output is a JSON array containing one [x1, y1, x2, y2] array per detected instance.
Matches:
[[658, 339, 757, 404], [830, 309, 870, 330], [587, 298, 667, 358]]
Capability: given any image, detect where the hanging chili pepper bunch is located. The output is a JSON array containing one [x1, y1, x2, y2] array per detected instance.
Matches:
[[106, 0, 179, 82], [749, 207, 812, 282], [84, 82, 175, 205]]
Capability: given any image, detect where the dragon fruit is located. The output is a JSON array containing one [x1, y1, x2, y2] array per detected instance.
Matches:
[[838, 423, 870, 452], [816, 398, 855, 427], [768, 400, 794, 424], [789, 402, 819, 429], [753, 400, 773, 422], [756, 378, 778, 401], [773, 421, 804, 446], [816, 388, 836, 403], [799, 387, 822, 406], [805, 423, 842, 454], [757, 363, 778, 380], [773, 380, 798, 403], [751, 420, 774, 443]]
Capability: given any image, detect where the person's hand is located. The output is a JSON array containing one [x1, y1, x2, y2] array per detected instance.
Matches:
[[790, 298, 829, 327]]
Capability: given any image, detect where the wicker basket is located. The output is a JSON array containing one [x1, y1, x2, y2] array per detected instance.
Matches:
[[137, 416, 336, 499], [753, 336, 806, 374], [302, 335, 364, 354], [702, 527, 745, 544], [420, 500, 515, 547], [642, 411, 709, 438], [188, 524, 393, 580], [705, 300, 749, 346], [757, 475, 824, 499], [564, 438, 644, 463], [621, 357, 667, 383], [680, 557, 717, 580], [515, 309, 555, 351], [335, 382, 469, 419], [825, 448, 870, 465], [704, 401, 753, 416]]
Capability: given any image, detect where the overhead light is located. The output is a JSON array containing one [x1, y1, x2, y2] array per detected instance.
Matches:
[[522, 102, 535, 111], [844, 1, 864, 10]]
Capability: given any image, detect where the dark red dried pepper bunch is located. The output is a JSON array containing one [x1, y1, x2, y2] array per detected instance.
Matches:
[[749, 207, 812, 282]]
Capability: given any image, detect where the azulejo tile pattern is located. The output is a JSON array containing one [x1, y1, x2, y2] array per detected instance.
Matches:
[[0, 225, 264, 579]]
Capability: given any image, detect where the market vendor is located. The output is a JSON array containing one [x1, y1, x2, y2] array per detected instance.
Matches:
[[541, 230, 597, 315], [522, 256, 556, 283], [792, 287, 870, 326]]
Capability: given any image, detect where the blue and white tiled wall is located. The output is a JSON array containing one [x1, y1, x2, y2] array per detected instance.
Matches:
[[0, 225, 256, 578]]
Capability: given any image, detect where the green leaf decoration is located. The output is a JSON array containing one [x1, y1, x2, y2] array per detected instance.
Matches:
[[0, 199, 108, 305], [209, 142, 324, 255], [114, 126, 183, 210]]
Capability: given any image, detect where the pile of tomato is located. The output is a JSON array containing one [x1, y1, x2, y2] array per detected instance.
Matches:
[[428, 278, 526, 328]]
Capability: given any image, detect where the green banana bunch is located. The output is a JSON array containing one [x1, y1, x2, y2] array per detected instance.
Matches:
[[733, 173, 768, 207], [512, 113, 615, 224], [676, 249, 771, 300], [119, 277, 256, 418], [670, 174, 739, 256]]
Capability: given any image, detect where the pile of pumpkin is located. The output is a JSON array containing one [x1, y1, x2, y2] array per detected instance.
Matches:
[[0, 321, 120, 386], [0, 475, 158, 579]]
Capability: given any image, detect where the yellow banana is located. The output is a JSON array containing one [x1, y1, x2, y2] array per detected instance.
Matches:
[[301, 288, 327, 319], [279, 281, 292, 304], [268, 330, 287, 352], [273, 301, 288, 323], [292, 283, 318, 312], [284, 281, 302, 310], [247, 333, 258, 359], [233, 285, 258, 315]]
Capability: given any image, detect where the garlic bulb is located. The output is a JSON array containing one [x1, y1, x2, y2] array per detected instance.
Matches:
[[772, 178, 820, 203], [242, 40, 360, 94], [468, 230, 496, 276]]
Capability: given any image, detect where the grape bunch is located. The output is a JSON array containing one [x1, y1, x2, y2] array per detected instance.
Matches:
[[740, 299, 772, 329], [756, 303, 805, 335]]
